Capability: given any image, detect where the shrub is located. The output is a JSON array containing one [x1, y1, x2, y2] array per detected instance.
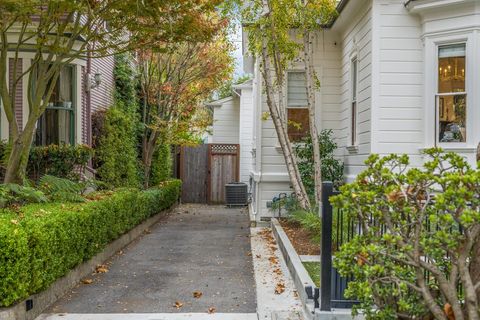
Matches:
[[91, 109, 107, 152], [27, 144, 93, 181], [331, 149, 480, 320], [95, 105, 140, 188], [0, 144, 92, 182], [0, 179, 181, 307], [294, 129, 344, 197], [150, 144, 172, 185], [114, 53, 138, 109]]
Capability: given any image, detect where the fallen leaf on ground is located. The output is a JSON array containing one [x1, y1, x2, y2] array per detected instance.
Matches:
[[208, 307, 216, 314], [95, 265, 109, 273], [268, 256, 278, 265], [82, 279, 93, 284], [193, 291, 203, 298], [274, 282, 285, 294], [173, 301, 183, 309], [246, 252, 252, 256], [256, 254, 261, 258], [273, 268, 282, 275]]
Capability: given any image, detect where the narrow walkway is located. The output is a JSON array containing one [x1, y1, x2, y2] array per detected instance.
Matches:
[[43, 205, 256, 315]]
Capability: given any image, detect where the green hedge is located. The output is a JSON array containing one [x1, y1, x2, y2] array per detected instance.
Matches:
[[0, 180, 181, 307]]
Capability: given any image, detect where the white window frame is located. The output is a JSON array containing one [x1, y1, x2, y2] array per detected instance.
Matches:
[[425, 34, 476, 150], [350, 57, 359, 147], [285, 70, 309, 142]]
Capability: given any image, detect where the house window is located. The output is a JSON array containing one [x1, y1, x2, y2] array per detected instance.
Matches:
[[287, 71, 309, 142], [35, 65, 75, 145], [351, 58, 358, 146], [437, 44, 466, 143]]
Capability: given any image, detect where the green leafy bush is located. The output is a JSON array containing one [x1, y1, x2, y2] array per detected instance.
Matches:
[[114, 53, 138, 109], [0, 143, 93, 182], [95, 105, 140, 188], [28, 144, 93, 181], [294, 129, 344, 197], [0, 179, 181, 307], [331, 149, 480, 320], [150, 144, 172, 185]]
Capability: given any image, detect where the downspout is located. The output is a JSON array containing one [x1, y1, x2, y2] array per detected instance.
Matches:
[[86, 50, 92, 146], [254, 57, 263, 219]]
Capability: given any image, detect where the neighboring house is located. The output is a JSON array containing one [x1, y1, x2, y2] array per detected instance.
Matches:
[[207, 80, 255, 184], [1, 53, 114, 148], [211, 0, 480, 222]]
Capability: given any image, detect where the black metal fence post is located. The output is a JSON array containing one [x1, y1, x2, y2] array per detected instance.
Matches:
[[320, 181, 333, 311]]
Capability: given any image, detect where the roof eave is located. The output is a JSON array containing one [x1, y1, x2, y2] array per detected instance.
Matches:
[[324, 0, 350, 28]]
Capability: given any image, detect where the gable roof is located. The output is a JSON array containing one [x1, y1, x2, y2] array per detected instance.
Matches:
[[205, 95, 236, 107]]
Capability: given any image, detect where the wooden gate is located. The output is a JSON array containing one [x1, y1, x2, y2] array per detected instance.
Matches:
[[179, 145, 209, 203], [208, 144, 240, 204], [178, 144, 239, 204]]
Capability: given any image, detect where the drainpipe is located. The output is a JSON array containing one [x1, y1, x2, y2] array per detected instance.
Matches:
[[86, 50, 92, 147], [254, 57, 263, 219]]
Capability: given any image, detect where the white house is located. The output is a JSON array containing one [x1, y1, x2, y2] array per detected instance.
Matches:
[[210, 0, 480, 222], [207, 80, 255, 184]]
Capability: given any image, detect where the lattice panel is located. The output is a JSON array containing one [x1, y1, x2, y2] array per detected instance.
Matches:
[[210, 144, 239, 155]]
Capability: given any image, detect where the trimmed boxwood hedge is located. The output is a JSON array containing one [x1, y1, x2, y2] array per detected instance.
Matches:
[[0, 180, 181, 307]]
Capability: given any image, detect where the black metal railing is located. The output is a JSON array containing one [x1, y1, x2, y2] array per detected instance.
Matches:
[[320, 181, 359, 311]]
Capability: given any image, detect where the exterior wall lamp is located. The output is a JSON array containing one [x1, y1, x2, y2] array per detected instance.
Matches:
[[85, 72, 102, 91]]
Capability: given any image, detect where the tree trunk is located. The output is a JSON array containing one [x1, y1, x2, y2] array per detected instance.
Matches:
[[260, 36, 311, 210], [303, 29, 323, 212], [142, 138, 154, 189], [142, 131, 161, 189], [4, 130, 34, 184], [472, 236, 480, 302]]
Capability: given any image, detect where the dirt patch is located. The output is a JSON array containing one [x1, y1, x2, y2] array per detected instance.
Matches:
[[279, 219, 320, 255]]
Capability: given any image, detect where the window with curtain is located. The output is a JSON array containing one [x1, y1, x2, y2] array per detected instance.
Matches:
[[437, 44, 466, 143], [287, 71, 310, 142], [35, 65, 75, 146]]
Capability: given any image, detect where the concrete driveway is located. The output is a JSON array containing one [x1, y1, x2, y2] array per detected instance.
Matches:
[[45, 204, 256, 314]]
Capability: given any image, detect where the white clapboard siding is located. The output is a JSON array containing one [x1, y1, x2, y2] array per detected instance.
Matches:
[[238, 85, 254, 183], [336, 0, 373, 180], [375, 0, 424, 160], [212, 97, 240, 145]]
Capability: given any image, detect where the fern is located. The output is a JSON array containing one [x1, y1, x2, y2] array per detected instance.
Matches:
[[38, 175, 85, 203], [0, 184, 48, 207], [287, 209, 322, 244]]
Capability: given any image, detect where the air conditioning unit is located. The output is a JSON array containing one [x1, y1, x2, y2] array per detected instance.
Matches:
[[225, 182, 248, 206]]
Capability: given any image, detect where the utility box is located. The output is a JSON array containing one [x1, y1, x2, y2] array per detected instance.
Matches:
[[225, 182, 248, 206]]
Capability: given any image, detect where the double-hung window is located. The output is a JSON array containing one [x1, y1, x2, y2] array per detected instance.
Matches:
[[350, 58, 358, 146], [436, 44, 466, 143], [286, 71, 310, 142], [35, 65, 75, 146]]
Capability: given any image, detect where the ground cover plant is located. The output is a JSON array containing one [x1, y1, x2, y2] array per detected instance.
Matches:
[[332, 149, 480, 320], [303, 262, 320, 287], [0, 179, 181, 307]]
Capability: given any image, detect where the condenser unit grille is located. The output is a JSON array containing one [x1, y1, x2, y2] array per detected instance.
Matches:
[[225, 182, 248, 206]]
